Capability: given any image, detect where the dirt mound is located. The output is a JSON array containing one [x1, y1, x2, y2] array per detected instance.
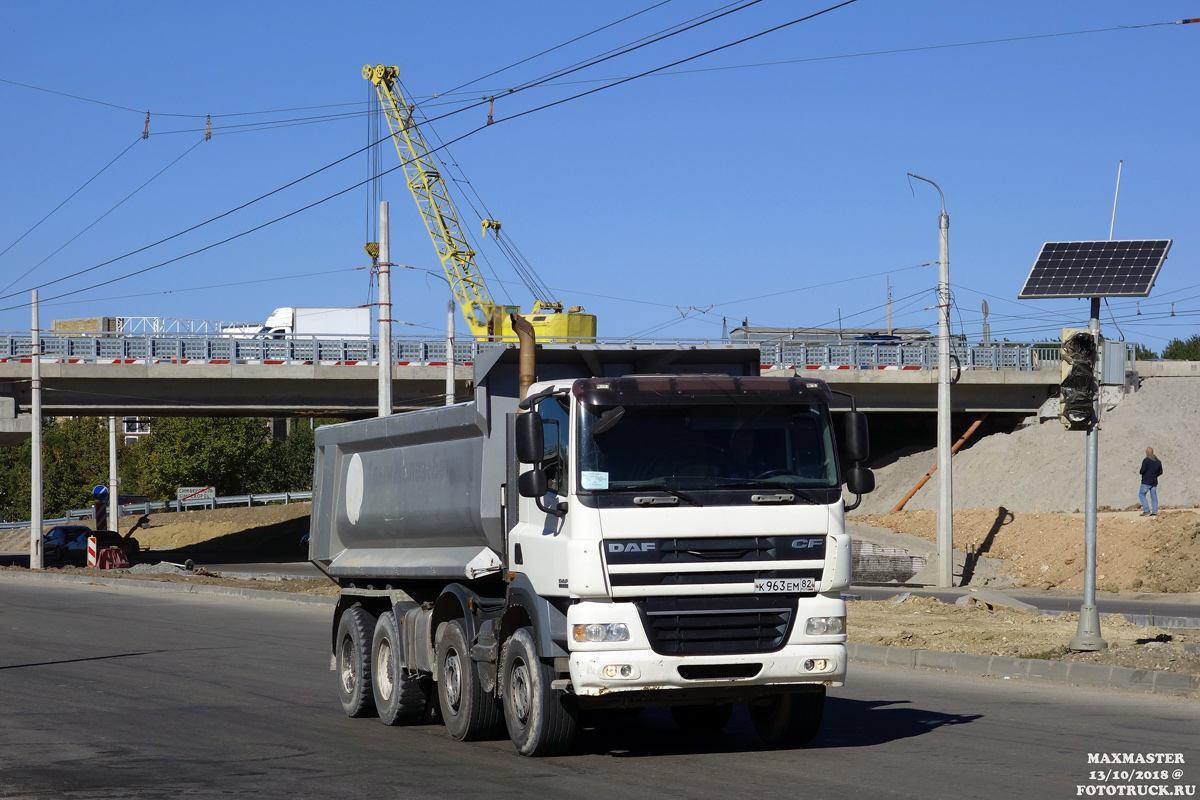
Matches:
[[857, 508, 1200, 593], [856, 377, 1200, 515], [0, 503, 312, 556], [849, 594, 1200, 675]]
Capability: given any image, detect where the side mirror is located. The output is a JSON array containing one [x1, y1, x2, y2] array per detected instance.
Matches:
[[517, 468, 547, 498], [845, 466, 875, 496], [517, 468, 567, 518], [515, 411, 544, 464], [842, 410, 870, 463]]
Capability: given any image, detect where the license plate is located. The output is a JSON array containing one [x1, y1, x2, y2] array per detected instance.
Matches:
[[754, 578, 816, 593]]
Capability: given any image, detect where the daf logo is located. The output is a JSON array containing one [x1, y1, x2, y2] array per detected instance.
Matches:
[[791, 537, 825, 549], [609, 542, 657, 553]]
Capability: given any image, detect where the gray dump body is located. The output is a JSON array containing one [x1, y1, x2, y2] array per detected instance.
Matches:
[[311, 344, 761, 582]]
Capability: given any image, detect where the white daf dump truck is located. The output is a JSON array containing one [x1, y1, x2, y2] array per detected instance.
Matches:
[[310, 321, 874, 756]]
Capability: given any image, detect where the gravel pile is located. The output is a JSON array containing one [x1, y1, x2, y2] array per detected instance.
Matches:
[[856, 376, 1200, 514], [124, 562, 190, 575]]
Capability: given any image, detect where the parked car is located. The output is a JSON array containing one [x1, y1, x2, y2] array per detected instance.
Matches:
[[42, 526, 139, 566]]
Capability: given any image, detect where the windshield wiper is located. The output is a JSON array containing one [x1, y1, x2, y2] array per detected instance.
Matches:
[[712, 480, 823, 505], [626, 484, 703, 507]]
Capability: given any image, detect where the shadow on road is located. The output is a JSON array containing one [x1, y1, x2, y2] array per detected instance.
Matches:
[[568, 697, 982, 758], [818, 696, 982, 748]]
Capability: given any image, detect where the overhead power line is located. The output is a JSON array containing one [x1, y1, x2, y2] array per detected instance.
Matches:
[[434, 0, 680, 98], [0, 137, 141, 271], [3, 137, 206, 295], [2, 0, 865, 311]]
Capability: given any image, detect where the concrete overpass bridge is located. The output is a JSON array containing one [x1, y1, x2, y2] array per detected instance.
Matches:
[[0, 333, 1084, 445]]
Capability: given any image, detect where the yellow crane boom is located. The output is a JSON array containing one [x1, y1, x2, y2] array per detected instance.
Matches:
[[363, 64, 596, 341]]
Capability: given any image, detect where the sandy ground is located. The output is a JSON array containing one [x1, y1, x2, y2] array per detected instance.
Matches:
[[856, 507, 1200, 594], [848, 594, 1200, 676], [0, 502, 312, 555]]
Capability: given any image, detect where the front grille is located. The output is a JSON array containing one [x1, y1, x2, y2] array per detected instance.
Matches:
[[610, 568, 821, 587], [604, 535, 826, 594], [605, 536, 826, 565], [637, 595, 796, 656]]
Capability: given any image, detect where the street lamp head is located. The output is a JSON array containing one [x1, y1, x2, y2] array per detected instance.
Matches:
[[907, 172, 946, 216]]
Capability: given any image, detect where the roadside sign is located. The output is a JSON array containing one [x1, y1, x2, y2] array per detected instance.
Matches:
[[176, 486, 216, 502], [93, 485, 109, 498]]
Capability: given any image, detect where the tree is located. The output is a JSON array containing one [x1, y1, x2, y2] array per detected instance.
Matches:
[[263, 418, 340, 492], [0, 417, 123, 521], [1160, 334, 1200, 361], [134, 417, 274, 500], [1134, 344, 1157, 360]]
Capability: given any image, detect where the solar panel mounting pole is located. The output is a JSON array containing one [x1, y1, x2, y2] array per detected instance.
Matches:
[[1069, 298, 1106, 651], [1018, 236, 1171, 651], [909, 173, 954, 587]]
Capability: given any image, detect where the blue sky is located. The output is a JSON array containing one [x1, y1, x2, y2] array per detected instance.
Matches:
[[1, 1, 1197, 350]]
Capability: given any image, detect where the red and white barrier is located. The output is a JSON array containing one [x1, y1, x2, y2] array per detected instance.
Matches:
[[87, 536, 98, 567], [97, 548, 130, 570]]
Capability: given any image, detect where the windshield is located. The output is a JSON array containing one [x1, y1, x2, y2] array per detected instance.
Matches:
[[578, 403, 838, 491]]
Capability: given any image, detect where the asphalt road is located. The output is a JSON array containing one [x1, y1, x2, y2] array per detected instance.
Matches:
[[1, 581, 1196, 800]]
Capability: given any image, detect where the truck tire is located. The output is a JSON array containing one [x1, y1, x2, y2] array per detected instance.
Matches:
[[749, 688, 825, 748], [372, 611, 427, 726], [436, 619, 503, 741], [500, 627, 577, 757], [335, 606, 377, 718], [670, 703, 734, 734]]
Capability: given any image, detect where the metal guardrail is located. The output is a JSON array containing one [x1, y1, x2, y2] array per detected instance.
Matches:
[[0, 491, 312, 531], [0, 333, 1067, 371]]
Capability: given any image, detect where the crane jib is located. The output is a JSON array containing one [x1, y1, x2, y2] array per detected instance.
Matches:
[[363, 63, 597, 343]]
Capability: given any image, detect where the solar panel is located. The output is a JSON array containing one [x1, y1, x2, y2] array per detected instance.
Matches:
[[1018, 240, 1172, 299]]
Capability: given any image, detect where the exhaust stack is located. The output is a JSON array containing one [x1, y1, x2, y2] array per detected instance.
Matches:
[[511, 313, 536, 403]]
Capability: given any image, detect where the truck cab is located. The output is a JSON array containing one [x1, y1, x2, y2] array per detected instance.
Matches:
[[513, 374, 865, 703]]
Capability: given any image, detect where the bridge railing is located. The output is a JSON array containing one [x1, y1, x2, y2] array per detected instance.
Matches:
[[0, 333, 1076, 371]]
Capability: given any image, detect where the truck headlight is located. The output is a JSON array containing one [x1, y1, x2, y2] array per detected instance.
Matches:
[[572, 622, 630, 643], [805, 616, 845, 635]]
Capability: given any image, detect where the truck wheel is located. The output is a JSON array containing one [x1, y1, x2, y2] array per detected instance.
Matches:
[[749, 688, 825, 748], [436, 619, 503, 741], [501, 627, 577, 757], [335, 606, 377, 718], [670, 703, 734, 734], [372, 611, 427, 726]]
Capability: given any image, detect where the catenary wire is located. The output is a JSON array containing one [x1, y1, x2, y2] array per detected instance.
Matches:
[[4, 137, 206, 295]]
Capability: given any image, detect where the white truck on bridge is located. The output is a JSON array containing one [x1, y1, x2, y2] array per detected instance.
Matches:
[[309, 323, 874, 755], [222, 307, 370, 338]]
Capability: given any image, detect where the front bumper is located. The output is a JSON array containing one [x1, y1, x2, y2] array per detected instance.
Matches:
[[569, 643, 846, 698]]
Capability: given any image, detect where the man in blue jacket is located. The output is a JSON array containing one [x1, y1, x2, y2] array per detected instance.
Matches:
[[1139, 446, 1164, 517]]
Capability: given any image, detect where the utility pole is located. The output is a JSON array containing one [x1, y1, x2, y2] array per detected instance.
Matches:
[[30, 290, 43, 570], [909, 173, 954, 588], [108, 417, 119, 533], [886, 276, 893, 336], [446, 299, 456, 405], [377, 201, 393, 417]]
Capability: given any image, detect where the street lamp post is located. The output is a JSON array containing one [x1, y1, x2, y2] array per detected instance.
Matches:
[[908, 173, 954, 588]]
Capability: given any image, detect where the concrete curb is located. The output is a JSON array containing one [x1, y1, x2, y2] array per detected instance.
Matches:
[[0, 570, 336, 606], [847, 642, 1200, 697]]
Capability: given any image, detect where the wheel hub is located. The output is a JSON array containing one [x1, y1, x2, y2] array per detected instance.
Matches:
[[339, 636, 356, 693], [443, 651, 462, 710], [510, 659, 531, 724], [376, 639, 394, 701]]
